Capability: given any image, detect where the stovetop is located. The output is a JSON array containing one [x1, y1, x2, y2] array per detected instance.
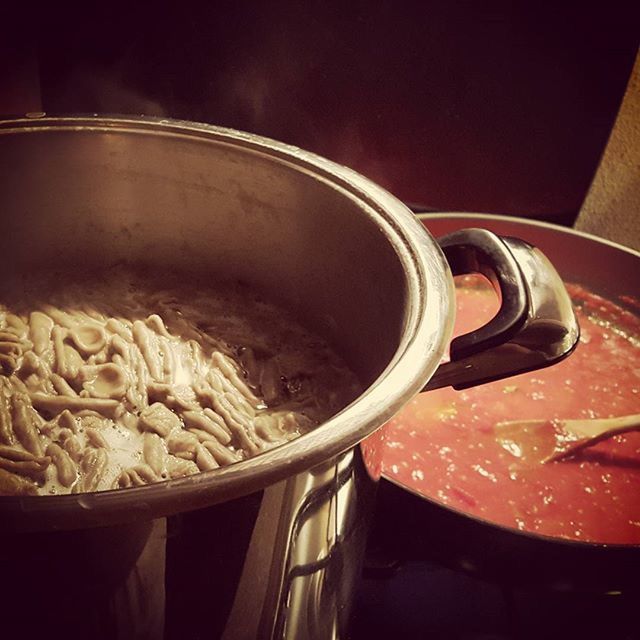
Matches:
[[348, 560, 638, 640]]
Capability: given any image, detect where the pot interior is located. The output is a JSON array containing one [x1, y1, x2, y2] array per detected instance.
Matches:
[[0, 120, 410, 386], [0, 117, 455, 530]]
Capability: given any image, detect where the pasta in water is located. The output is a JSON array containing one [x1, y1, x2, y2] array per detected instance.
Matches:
[[0, 269, 361, 495]]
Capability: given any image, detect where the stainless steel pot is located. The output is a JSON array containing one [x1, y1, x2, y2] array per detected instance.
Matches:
[[0, 116, 577, 639]]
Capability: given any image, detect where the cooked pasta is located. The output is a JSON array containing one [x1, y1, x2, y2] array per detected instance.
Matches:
[[0, 270, 361, 495]]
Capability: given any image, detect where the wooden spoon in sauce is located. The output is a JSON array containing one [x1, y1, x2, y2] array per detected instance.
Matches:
[[495, 413, 640, 464]]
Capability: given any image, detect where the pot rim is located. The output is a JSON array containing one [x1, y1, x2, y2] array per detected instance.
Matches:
[[388, 211, 640, 551], [0, 114, 454, 531], [417, 211, 640, 259]]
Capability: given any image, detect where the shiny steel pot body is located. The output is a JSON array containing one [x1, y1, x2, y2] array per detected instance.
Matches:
[[4, 447, 374, 639], [0, 116, 454, 639]]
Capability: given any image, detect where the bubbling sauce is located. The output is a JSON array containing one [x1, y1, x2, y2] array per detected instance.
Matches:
[[0, 269, 361, 496], [382, 276, 640, 544]]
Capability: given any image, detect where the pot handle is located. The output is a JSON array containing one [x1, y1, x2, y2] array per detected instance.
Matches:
[[424, 228, 580, 391]]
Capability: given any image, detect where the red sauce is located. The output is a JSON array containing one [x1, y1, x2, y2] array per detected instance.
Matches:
[[382, 276, 640, 544]]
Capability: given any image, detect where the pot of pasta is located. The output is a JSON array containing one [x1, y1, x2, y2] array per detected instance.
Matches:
[[0, 116, 578, 639]]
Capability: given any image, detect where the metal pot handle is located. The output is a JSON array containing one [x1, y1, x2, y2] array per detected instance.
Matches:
[[424, 228, 580, 391]]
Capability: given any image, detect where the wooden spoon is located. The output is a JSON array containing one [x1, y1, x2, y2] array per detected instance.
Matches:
[[495, 413, 640, 464]]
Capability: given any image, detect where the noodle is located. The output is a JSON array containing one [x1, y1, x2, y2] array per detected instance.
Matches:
[[0, 270, 361, 495]]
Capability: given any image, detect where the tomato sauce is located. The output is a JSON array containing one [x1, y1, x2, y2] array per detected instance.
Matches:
[[382, 277, 640, 544]]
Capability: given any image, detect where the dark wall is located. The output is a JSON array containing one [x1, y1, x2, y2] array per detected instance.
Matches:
[[32, 1, 639, 222]]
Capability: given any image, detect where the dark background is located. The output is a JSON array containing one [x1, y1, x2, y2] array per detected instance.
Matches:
[[3, 1, 637, 224]]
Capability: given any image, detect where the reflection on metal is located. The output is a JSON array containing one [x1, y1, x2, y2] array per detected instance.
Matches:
[[275, 452, 357, 639], [216, 448, 375, 640], [262, 449, 372, 639]]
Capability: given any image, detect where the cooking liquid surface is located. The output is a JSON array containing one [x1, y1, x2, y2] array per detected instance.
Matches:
[[0, 269, 361, 496], [382, 276, 640, 544]]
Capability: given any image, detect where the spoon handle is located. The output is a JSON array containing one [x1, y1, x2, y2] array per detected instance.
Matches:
[[563, 413, 640, 439]]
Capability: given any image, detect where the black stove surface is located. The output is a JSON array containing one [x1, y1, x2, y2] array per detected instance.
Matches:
[[349, 560, 639, 640]]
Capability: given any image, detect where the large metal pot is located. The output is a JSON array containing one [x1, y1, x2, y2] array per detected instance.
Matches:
[[0, 117, 576, 639]]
